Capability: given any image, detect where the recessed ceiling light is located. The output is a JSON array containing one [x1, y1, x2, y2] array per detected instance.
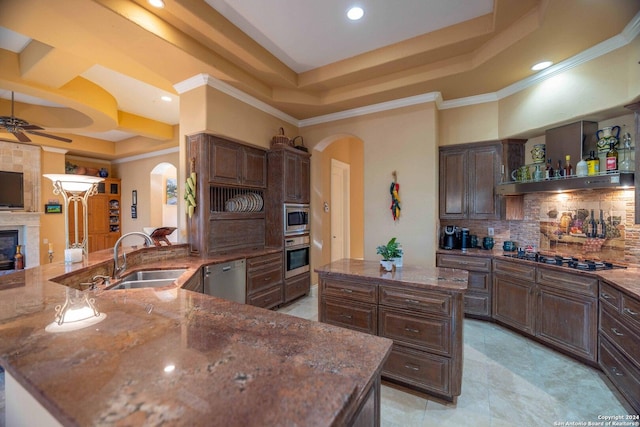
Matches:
[[347, 6, 364, 21], [161, 95, 172, 102], [531, 61, 553, 71], [148, 0, 165, 8]]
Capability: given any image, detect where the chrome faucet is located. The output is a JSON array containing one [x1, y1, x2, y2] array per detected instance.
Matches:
[[113, 232, 153, 278]]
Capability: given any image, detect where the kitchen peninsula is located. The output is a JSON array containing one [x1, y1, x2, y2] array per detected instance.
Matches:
[[316, 259, 468, 402], [0, 246, 392, 426]]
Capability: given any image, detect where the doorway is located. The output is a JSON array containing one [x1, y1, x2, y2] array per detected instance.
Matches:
[[330, 159, 350, 261], [149, 163, 178, 243]]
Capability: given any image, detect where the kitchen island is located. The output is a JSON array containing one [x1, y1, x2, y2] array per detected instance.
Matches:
[[0, 246, 393, 426], [316, 259, 468, 402]]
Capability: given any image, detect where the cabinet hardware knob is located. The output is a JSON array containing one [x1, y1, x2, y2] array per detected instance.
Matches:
[[404, 327, 420, 334], [405, 299, 420, 305], [611, 367, 624, 377], [341, 289, 353, 293], [624, 308, 638, 316], [404, 364, 420, 371], [340, 314, 353, 319], [610, 328, 624, 336], [600, 293, 612, 299]]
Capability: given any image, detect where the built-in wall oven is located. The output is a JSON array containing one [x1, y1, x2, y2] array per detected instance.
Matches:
[[284, 234, 310, 278], [284, 203, 310, 236]]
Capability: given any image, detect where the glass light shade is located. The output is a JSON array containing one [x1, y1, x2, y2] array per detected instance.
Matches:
[[44, 174, 104, 193]]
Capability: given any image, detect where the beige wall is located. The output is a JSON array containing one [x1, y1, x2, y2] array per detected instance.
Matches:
[[303, 103, 439, 270], [112, 150, 180, 240], [39, 147, 66, 265]]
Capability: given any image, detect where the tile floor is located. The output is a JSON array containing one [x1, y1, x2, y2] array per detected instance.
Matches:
[[278, 285, 636, 426], [0, 286, 634, 427]]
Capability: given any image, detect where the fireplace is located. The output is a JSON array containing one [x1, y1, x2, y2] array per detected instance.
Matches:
[[0, 230, 19, 270], [0, 212, 40, 268]]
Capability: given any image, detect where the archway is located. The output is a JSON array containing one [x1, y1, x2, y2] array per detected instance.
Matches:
[[149, 162, 178, 243]]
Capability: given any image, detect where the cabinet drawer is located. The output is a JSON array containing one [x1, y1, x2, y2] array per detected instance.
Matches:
[[379, 308, 451, 356], [600, 281, 622, 311], [464, 293, 490, 317], [247, 252, 282, 270], [599, 337, 640, 413], [321, 278, 377, 304], [284, 273, 310, 302], [383, 345, 451, 397], [600, 307, 640, 368], [468, 271, 490, 293], [436, 254, 491, 272], [379, 286, 451, 316], [493, 259, 535, 280], [322, 298, 377, 335], [246, 284, 283, 310], [247, 263, 282, 294], [536, 267, 598, 297], [622, 294, 640, 330]]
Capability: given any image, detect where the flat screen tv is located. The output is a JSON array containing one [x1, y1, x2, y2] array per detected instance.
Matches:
[[0, 171, 25, 210]]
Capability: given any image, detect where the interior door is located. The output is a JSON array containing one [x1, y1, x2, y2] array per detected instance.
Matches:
[[331, 159, 350, 261]]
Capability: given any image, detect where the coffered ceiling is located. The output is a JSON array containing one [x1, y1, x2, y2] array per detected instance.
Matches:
[[0, 0, 638, 152]]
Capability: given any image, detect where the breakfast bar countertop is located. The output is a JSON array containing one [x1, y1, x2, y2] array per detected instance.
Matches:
[[0, 246, 393, 426]]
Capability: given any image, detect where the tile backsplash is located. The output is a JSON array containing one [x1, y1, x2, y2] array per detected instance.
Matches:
[[451, 189, 639, 267]]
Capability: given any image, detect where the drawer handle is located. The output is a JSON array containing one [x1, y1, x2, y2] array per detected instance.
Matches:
[[600, 292, 613, 300], [404, 327, 420, 334], [610, 328, 624, 336], [341, 289, 353, 293], [340, 314, 353, 320], [404, 364, 420, 371], [404, 299, 421, 305], [611, 367, 624, 377], [624, 308, 639, 316]]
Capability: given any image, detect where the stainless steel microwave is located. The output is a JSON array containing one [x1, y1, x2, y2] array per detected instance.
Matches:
[[284, 203, 310, 235]]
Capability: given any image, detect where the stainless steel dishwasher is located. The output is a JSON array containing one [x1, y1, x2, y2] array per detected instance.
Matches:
[[204, 259, 246, 303]]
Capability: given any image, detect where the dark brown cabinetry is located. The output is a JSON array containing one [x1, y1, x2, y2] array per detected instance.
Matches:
[[186, 133, 267, 255], [318, 266, 464, 401], [439, 140, 525, 220], [272, 146, 310, 204], [246, 252, 284, 309], [436, 253, 492, 318], [492, 259, 598, 364], [598, 281, 640, 413]]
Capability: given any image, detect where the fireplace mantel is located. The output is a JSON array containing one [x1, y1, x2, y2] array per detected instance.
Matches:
[[0, 212, 41, 268]]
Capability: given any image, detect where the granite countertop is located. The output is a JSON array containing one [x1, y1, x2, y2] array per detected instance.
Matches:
[[0, 246, 393, 426], [315, 259, 468, 291], [436, 248, 640, 300]]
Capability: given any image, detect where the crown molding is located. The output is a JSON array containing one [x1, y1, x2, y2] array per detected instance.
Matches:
[[40, 146, 68, 154], [112, 146, 179, 164], [174, 12, 640, 128]]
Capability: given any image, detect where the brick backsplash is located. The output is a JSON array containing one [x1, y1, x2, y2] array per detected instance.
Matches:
[[444, 189, 640, 267]]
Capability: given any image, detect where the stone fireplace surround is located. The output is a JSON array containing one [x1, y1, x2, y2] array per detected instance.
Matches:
[[0, 212, 40, 269]]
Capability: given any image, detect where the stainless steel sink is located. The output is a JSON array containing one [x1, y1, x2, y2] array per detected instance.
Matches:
[[108, 269, 187, 290]]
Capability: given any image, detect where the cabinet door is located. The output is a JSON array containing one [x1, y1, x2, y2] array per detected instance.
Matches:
[[209, 138, 241, 185], [439, 149, 467, 219], [298, 155, 310, 203], [537, 285, 597, 362], [242, 146, 267, 188], [87, 196, 109, 235], [468, 145, 500, 219], [493, 274, 535, 335], [283, 151, 300, 202]]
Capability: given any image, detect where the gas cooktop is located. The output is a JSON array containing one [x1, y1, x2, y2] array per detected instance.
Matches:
[[503, 252, 627, 271]]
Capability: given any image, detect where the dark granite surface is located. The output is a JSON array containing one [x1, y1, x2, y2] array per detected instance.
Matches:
[[315, 258, 468, 291], [0, 246, 392, 426]]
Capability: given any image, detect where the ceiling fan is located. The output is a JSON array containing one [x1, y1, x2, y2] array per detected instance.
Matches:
[[0, 91, 72, 143]]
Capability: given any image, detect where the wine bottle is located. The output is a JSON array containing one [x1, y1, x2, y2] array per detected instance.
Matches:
[[564, 155, 572, 177], [598, 209, 606, 238], [606, 141, 618, 173], [546, 158, 553, 180], [589, 209, 597, 238], [556, 159, 563, 178], [586, 151, 599, 176]]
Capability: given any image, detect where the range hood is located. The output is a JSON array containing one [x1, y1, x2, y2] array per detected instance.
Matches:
[[496, 172, 634, 195], [496, 120, 635, 195]]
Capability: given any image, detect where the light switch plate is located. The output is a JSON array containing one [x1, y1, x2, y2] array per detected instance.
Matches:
[[488, 227, 494, 236]]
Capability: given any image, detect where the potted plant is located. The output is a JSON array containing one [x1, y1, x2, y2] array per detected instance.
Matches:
[[376, 237, 403, 271]]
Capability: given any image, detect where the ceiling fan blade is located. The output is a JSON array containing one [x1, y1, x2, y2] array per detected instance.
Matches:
[[26, 130, 72, 143], [13, 131, 32, 143], [21, 124, 44, 131]]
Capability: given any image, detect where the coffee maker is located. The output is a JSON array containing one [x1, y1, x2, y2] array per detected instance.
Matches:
[[441, 225, 461, 250]]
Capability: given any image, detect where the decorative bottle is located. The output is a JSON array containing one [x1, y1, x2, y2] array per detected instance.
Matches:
[[606, 141, 618, 173], [545, 159, 553, 180], [588, 210, 597, 238], [14, 245, 24, 270], [576, 157, 588, 177], [586, 151, 599, 176], [564, 155, 572, 177]]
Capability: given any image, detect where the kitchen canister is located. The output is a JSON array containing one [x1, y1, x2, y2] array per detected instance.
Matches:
[[531, 144, 546, 164]]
